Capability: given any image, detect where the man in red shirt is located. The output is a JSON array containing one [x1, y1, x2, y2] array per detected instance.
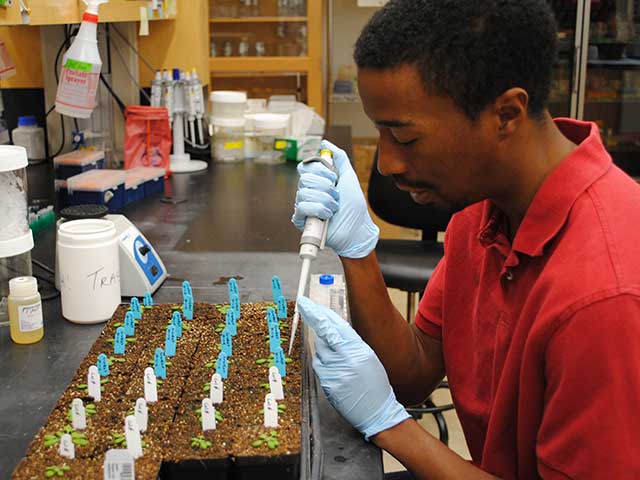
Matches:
[[292, 0, 640, 478]]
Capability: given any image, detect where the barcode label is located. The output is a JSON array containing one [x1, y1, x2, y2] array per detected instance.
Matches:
[[104, 449, 135, 480]]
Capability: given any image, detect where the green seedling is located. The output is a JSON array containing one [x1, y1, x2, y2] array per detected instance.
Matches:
[[67, 403, 96, 422], [215, 304, 231, 315], [45, 464, 70, 478], [195, 407, 224, 422], [76, 383, 105, 393], [111, 432, 147, 449], [107, 356, 126, 366], [252, 431, 280, 449], [171, 305, 184, 311], [259, 404, 286, 415], [156, 380, 163, 385], [105, 339, 115, 344], [125, 338, 136, 343], [191, 435, 212, 449], [148, 359, 172, 367], [43, 426, 87, 447], [113, 322, 123, 327]]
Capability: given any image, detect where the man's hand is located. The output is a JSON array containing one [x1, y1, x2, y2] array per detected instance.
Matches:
[[291, 140, 380, 259], [297, 296, 410, 439]]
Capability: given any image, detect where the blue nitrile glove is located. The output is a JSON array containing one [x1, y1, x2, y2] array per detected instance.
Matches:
[[292, 140, 380, 259], [297, 296, 411, 440]]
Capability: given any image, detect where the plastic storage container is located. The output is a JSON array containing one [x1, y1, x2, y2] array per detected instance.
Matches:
[[125, 171, 145, 205], [54, 149, 105, 180], [66, 169, 126, 213], [253, 113, 289, 164], [55, 180, 69, 210], [57, 218, 120, 323], [211, 117, 245, 163], [8, 276, 43, 344], [0, 146, 34, 322], [12, 116, 45, 164], [210, 91, 247, 119]]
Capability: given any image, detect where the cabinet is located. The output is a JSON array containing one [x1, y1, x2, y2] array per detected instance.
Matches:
[[209, 0, 324, 116], [0, 0, 175, 26]]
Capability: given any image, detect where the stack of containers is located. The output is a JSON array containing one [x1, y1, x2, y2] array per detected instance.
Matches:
[[209, 91, 247, 163], [11, 116, 46, 164], [54, 150, 105, 210], [124, 170, 145, 205], [66, 169, 126, 213], [244, 98, 268, 160]]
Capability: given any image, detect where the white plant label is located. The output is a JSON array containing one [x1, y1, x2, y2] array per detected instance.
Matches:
[[135, 398, 148, 433], [201, 398, 217, 431], [268, 366, 284, 401], [103, 449, 135, 480], [210, 373, 223, 405], [144, 367, 158, 403], [88, 365, 101, 402], [59, 433, 75, 460], [125, 416, 143, 459], [264, 393, 278, 428], [72, 398, 87, 430]]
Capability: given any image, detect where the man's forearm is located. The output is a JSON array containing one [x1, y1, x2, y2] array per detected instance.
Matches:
[[373, 419, 499, 480], [340, 252, 443, 404]]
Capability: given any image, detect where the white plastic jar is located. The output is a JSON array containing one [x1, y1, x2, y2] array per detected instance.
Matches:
[[253, 113, 289, 165], [211, 117, 245, 163], [57, 219, 120, 324], [210, 91, 247, 119], [12, 116, 45, 164]]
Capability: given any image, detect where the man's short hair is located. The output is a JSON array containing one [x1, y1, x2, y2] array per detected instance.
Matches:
[[354, 0, 558, 120]]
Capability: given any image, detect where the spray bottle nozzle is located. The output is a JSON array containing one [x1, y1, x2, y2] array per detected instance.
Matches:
[[83, 0, 109, 15]]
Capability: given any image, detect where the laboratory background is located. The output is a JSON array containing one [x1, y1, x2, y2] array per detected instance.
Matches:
[[0, 0, 638, 478]]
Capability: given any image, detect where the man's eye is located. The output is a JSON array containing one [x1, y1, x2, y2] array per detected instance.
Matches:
[[396, 138, 417, 146]]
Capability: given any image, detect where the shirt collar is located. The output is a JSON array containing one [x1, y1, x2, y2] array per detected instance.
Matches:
[[478, 118, 612, 257]]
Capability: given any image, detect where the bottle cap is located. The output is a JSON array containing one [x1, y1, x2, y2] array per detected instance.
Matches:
[[319, 275, 334, 285], [17, 116, 37, 127], [9, 276, 38, 297]]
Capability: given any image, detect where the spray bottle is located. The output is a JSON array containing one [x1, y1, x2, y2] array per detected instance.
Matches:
[[55, 0, 109, 119]]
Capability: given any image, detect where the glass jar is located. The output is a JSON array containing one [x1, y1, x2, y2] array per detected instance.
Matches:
[[252, 113, 290, 165], [211, 117, 246, 163], [0, 146, 34, 322]]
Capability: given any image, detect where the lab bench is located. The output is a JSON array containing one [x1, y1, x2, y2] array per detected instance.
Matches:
[[0, 161, 382, 479]]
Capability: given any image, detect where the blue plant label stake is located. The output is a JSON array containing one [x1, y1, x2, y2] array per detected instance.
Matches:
[[231, 294, 240, 320], [154, 348, 167, 379], [266, 307, 278, 328], [182, 281, 192, 300], [269, 322, 282, 353], [273, 347, 286, 377], [221, 328, 233, 357], [228, 278, 239, 300], [97, 353, 109, 377], [165, 326, 177, 357], [172, 312, 183, 338], [216, 351, 229, 379], [184, 295, 193, 320], [271, 276, 282, 303], [276, 296, 287, 319], [225, 310, 237, 336], [124, 312, 135, 337], [114, 327, 126, 355], [130, 297, 142, 320], [143, 292, 153, 307]]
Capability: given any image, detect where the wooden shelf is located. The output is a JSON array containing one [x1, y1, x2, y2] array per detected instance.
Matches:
[[210, 16, 307, 23], [210, 56, 312, 73]]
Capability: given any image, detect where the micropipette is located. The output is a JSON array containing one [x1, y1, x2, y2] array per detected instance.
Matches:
[[288, 149, 338, 355]]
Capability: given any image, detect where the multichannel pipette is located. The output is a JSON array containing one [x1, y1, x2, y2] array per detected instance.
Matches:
[[288, 149, 338, 355]]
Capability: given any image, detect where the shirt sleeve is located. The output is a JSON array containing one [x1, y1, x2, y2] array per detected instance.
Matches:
[[537, 293, 640, 479], [415, 256, 446, 340]]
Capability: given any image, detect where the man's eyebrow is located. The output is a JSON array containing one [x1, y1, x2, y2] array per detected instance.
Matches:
[[374, 119, 414, 128]]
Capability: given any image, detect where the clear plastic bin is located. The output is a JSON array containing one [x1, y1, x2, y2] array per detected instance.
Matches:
[[66, 169, 126, 213], [0, 146, 34, 322], [253, 113, 290, 165], [211, 117, 245, 163], [54, 149, 105, 180], [12, 116, 45, 164]]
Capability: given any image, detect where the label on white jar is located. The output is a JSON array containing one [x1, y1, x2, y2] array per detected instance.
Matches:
[[18, 301, 43, 332]]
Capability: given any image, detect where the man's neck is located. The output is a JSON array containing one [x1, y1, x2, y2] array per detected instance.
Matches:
[[492, 114, 577, 242]]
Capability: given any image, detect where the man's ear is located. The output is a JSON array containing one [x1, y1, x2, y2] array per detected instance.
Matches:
[[494, 88, 529, 138]]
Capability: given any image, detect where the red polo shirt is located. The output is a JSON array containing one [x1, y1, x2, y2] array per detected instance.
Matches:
[[416, 118, 640, 479]]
